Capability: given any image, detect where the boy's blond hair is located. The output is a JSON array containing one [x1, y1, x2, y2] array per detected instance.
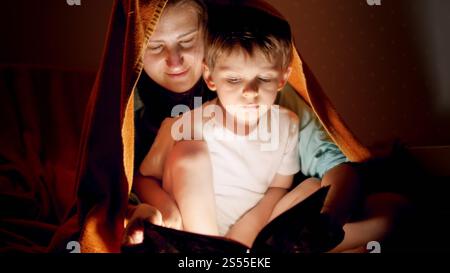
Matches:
[[205, 4, 293, 71]]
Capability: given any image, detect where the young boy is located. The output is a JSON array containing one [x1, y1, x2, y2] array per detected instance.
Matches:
[[140, 4, 304, 247]]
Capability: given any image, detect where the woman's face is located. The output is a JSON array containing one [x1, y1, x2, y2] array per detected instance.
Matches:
[[143, 4, 204, 93]]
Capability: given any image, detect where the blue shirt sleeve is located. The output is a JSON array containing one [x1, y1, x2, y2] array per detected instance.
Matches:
[[276, 83, 349, 178]]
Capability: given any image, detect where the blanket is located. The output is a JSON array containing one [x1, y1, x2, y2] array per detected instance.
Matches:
[[0, 65, 94, 252]]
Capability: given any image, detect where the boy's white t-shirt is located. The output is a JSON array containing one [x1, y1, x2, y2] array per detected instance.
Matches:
[[197, 103, 301, 235]]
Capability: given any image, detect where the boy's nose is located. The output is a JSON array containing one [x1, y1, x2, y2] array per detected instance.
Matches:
[[243, 80, 259, 99], [165, 48, 184, 68], [243, 90, 258, 99]]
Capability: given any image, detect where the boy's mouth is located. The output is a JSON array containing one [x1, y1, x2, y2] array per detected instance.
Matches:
[[241, 104, 259, 109]]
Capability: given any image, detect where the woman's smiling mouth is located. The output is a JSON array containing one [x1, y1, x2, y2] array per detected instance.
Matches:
[[166, 68, 189, 78]]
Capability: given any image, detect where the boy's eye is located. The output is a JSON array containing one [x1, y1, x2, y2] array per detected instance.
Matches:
[[226, 78, 241, 84], [258, 77, 272, 83]]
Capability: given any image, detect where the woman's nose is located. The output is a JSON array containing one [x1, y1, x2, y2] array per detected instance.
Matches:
[[165, 48, 184, 68]]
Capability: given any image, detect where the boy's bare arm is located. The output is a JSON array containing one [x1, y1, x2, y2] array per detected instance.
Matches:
[[123, 174, 182, 245], [133, 173, 182, 229], [139, 118, 177, 179], [320, 163, 361, 226], [132, 116, 184, 229], [225, 174, 292, 247]]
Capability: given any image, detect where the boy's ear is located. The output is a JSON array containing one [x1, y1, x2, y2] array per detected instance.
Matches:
[[277, 66, 292, 91], [203, 63, 217, 91]]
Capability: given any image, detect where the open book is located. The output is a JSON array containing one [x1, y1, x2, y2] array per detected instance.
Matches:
[[122, 186, 344, 253]]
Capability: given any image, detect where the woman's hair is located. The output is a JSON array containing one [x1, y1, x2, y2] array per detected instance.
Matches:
[[165, 0, 208, 33], [205, 4, 293, 71]]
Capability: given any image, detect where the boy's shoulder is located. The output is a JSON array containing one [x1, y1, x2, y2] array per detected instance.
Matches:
[[277, 105, 300, 129]]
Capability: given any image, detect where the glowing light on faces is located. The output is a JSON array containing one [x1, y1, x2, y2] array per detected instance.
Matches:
[[203, 48, 291, 129]]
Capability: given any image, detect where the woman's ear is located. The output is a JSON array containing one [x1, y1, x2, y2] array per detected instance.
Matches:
[[203, 63, 217, 91], [277, 66, 292, 91]]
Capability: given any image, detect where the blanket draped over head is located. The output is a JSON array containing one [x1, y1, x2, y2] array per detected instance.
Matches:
[[1, 0, 371, 253]]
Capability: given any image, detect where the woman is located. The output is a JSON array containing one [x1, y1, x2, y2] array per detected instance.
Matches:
[[129, 0, 214, 241]]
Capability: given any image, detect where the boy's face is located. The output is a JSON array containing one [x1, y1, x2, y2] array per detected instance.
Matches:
[[143, 4, 204, 93], [203, 49, 291, 126]]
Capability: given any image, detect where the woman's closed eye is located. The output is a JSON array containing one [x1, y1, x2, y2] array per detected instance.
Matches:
[[179, 38, 195, 48], [147, 44, 163, 54]]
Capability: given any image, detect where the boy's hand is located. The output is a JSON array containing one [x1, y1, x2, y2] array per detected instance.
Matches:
[[122, 203, 183, 246], [123, 203, 163, 246], [161, 206, 183, 230]]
